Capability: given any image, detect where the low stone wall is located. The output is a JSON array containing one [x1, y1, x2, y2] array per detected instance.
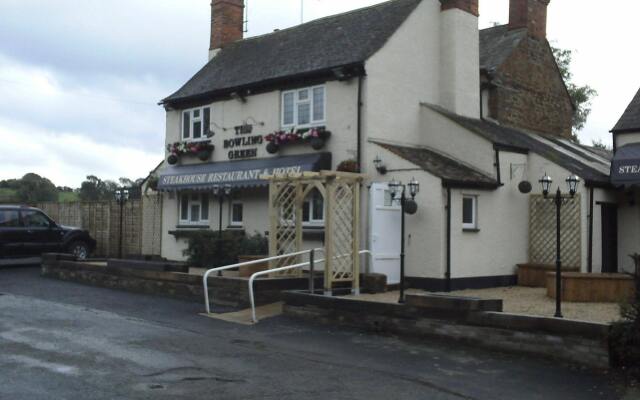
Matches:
[[283, 291, 612, 369], [42, 254, 203, 302], [546, 272, 636, 302], [517, 264, 580, 287], [41, 253, 320, 307]]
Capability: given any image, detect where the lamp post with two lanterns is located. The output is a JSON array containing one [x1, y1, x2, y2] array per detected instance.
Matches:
[[538, 173, 580, 318], [388, 178, 420, 304]]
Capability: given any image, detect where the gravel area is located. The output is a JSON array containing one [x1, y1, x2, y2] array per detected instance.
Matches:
[[349, 287, 622, 324]]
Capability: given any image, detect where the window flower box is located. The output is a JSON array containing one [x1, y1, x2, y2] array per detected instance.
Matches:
[[166, 140, 215, 165], [264, 126, 331, 154]]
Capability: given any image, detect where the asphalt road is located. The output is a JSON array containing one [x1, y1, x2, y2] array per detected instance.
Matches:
[[0, 265, 634, 400]]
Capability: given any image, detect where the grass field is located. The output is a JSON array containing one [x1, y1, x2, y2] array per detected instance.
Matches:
[[0, 188, 17, 202], [58, 191, 79, 202]]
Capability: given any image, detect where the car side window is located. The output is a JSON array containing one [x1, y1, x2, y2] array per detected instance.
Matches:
[[22, 211, 51, 228], [0, 210, 20, 227]]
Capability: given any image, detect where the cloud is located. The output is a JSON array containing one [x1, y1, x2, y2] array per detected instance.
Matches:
[[0, 117, 160, 187]]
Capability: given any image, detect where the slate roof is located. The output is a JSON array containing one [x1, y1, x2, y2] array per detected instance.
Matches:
[[611, 88, 640, 133], [422, 103, 612, 186], [372, 140, 499, 189], [163, 0, 421, 105], [479, 25, 526, 71]]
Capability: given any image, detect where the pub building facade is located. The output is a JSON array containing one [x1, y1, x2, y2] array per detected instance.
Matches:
[[610, 88, 640, 274], [157, 0, 621, 289]]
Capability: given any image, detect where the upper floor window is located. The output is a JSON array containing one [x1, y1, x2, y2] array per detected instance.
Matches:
[[182, 107, 211, 141], [282, 86, 325, 128]]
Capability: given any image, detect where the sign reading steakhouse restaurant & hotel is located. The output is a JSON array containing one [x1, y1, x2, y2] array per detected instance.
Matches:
[[160, 166, 304, 186]]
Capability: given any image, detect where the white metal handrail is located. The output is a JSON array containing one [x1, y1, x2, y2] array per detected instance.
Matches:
[[248, 249, 372, 323], [203, 249, 318, 314]]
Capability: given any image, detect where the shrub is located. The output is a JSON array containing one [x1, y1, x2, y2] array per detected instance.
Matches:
[[238, 232, 269, 256], [610, 268, 640, 377], [183, 231, 269, 268]]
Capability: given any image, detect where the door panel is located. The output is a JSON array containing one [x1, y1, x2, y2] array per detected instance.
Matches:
[[0, 209, 24, 257], [369, 183, 401, 284], [601, 204, 618, 273], [21, 210, 62, 255]]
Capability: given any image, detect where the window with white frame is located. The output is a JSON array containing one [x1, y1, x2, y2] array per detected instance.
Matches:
[[462, 195, 478, 230], [182, 107, 211, 140], [179, 193, 210, 225], [281, 86, 325, 128], [302, 189, 324, 226], [230, 203, 243, 226]]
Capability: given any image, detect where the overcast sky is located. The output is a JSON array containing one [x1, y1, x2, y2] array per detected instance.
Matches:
[[1, 0, 638, 187]]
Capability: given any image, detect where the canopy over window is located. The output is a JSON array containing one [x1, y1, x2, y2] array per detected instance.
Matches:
[[157, 153, 331, 191], [611, 143, 640, 187]]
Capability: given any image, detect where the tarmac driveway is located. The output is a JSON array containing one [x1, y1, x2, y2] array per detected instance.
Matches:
[[0, 265, 633, 400]]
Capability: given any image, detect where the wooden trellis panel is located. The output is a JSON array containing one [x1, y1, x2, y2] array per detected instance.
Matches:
[[268, 181, 302, 276], [529, 194, 581, 268], [266, 171, 363, 292]]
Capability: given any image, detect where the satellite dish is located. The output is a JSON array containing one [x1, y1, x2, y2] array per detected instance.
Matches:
[[518, 181, 533, 194]]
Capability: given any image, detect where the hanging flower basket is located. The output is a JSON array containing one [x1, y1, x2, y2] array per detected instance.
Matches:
[[264, 126, 331, 154], [166, 140, 214, 164], [337, 159, 360, 173]]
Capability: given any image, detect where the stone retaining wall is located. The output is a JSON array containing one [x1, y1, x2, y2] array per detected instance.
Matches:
[[283, 291, 612, 369]]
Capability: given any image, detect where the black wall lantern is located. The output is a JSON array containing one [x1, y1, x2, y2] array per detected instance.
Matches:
[[388, 177, 420, 303], [538, 172, 580, 318], [373, 155, 387, 175]]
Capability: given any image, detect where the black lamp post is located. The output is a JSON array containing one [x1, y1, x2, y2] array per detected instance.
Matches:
[[213, 184, 233, 240], [538, 173, 580, 318], [212, 184, 232, 273], [114, 188, 130, 259], [388, 177, 420, 304]]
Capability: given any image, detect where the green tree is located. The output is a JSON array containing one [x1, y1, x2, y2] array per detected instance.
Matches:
[[552, 46, 598, 140], [16, 173, 58, 203]]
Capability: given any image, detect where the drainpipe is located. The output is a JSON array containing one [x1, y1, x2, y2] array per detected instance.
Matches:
[[356, 75, 363, 170], [494, 149, 502, 185], [588, 186, 594, 273], [446, 187, 452, 292]]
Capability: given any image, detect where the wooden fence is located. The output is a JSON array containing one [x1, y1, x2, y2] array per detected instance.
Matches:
[[32, 194, 162, 258]]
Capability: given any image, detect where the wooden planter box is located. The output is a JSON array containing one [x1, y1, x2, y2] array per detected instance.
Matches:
[[517, 263, 580, 287], [546, 272, 636, 302], [237, 255, 269, 278]]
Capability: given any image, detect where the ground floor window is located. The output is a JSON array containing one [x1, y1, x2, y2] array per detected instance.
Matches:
[[230, 202, 243, 226], [303, 189, 324, 226], [462, 195, 478, 230], [180, 193, 209, 225]]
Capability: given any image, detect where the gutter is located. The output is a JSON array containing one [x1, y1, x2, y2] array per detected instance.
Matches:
[[442, 180, 500, 190], [446, 187, 452, 292], [587, 186, 594, 273]]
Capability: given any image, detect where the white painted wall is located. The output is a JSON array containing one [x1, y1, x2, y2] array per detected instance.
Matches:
[[439, 8, 480, 118], [363, 0, 441, 146], [419, 105, 497, 176], [615, 131, 640, 148], [618, 189, 640, 274]]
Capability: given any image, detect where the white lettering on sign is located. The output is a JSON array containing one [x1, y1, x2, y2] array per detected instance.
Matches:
[[160, 166, 304, 186], [618, 164, 640, 174]]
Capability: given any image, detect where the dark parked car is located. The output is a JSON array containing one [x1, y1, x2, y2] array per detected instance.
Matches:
[[0, 205, 96, 260]]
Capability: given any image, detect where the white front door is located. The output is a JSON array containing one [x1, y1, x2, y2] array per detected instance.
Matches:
[[368, 182, 401, 284]]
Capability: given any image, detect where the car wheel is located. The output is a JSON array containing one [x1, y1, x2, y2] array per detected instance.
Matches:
[[68, 241, 89, 260]]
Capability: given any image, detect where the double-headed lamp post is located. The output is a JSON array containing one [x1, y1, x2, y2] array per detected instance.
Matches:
[[388, 178, 420, 304], [114, 188, 130, 259], [538, 173, 580, 318]]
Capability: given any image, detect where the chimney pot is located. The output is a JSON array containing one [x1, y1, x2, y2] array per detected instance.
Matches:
[[210, 0, 245, 52], [509, 0, 550, 40]]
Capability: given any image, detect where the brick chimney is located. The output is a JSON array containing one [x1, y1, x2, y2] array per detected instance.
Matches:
[[209, 0, 244, 58], [440, 0, 479, 16], [509, 0, 550, 40]]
